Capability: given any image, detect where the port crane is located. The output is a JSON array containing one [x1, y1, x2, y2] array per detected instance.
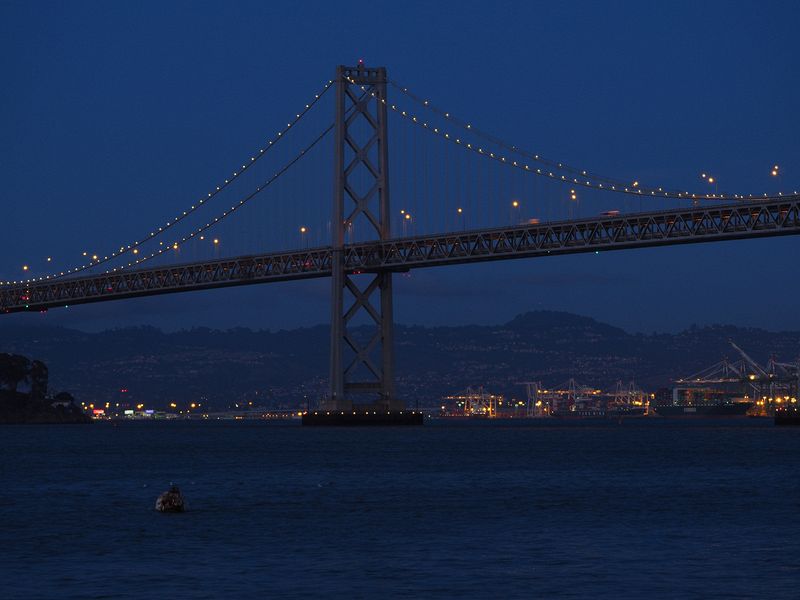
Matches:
[[442, 386, 499, 418], [676, 340, 800, 414]]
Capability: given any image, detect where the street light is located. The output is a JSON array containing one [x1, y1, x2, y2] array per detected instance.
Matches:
[[299, 226, 308, 247], [457, 207, 465, 230], [510, 200, 520, 223], [569, 189, 578, 218], [701, 172, 717, 195], [771, 165, 782, 190]]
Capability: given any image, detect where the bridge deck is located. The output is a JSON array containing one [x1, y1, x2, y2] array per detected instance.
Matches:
[[2, 197, 799, 314]]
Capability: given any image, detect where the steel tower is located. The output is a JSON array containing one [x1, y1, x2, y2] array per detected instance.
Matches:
[[327, 63, 400, 412]]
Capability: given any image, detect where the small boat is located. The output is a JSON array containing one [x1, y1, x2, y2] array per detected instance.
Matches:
[[155, 485, 186, 512]]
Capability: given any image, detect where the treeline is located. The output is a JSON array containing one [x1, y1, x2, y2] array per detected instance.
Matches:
[[0, 353, 49, 397], [0, 353, 88, 423]]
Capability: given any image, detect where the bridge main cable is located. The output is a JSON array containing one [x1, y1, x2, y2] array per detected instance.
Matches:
[[2, 80, 335, 287], [384, 79, 798, 203]]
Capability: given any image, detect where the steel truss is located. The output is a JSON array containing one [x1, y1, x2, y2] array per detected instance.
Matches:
[[3, 198, 800, 315], [356, 198, 800, 270]]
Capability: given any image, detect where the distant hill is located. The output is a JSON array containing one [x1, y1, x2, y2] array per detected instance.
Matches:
[[1, 311, 798, 410]]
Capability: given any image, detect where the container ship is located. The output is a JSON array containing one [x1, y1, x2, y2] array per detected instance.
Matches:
[[650, 386, 752, 417], [537, 380, 649, 419], [553, 404, 648, 419], [662, 341, 800, 417]]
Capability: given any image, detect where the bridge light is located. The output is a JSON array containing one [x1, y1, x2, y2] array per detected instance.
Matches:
[[92, 255, 98, 260], [405, 213, 411, 220], [132, 248, 139, 255], [632, 181, 639, 187], [457, 207, 463, 214], [46, 257, 51, 262], [511, 200, 519, 208], [213, 238, 219, 245], [300, 226, 307, 234], [22, 265, 28, 271]]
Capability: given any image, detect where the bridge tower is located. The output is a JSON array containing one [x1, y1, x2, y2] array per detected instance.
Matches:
[[327, 63, 401, 413]]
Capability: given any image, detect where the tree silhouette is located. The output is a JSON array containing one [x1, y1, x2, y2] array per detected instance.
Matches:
[[30, 360, 48, 400], [0, 353, 31, 392]]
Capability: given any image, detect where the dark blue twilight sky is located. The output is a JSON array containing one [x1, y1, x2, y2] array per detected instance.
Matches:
[[1, 0, 799, 333]]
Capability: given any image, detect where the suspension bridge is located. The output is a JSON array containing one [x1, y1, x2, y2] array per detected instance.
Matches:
[[2, 63, 799, 419]]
